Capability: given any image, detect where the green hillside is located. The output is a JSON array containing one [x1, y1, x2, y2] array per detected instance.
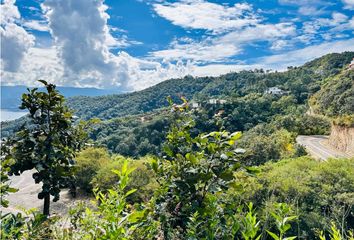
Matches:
[[2, 52, 354, 240], [310, 68, 354, 117], [2, 52, 353, 158], [67, 52, 354, 120]]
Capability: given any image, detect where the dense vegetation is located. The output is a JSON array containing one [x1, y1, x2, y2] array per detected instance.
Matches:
[[65, 52, 353, 120], [1, 52, 354, 239], [2, 52, 352, 160], [1, 100, 353, 239], [310, 67, 354, 127]]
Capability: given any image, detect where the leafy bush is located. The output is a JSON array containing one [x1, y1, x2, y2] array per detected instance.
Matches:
[[238, 127, 296, 165], [233, 157, 354, 239], [74, 147, 110, 193], [92, 155, 157, 202]]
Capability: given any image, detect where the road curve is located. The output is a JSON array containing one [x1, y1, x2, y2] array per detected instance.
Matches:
[[296, 135, 353, 161]]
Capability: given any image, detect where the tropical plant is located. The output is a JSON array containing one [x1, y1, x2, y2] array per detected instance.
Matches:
[[2, 80, 91, 215]]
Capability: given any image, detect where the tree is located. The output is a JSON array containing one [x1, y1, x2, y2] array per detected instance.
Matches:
[[151, 97, 247, 238], [3, 80, 88, 216]]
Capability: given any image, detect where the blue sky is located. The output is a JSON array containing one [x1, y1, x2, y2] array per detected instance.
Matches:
[[1, 0, 354, 90]]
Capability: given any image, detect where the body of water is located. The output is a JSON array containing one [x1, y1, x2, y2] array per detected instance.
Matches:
[[1, 109, 27, 122]]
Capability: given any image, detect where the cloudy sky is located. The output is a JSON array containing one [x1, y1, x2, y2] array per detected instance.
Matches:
[[1, 0, 354, 90]]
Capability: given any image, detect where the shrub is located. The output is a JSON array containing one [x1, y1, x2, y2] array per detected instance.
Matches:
[[91, 155, 157, 202], [74, 147, 110, 193], [233, 157, 354, 239]]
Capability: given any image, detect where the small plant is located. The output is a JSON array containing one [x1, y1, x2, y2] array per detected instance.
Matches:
[[240, 203, 261, 240], [318, 222, 354, 240], [59, 160, 147, 239], [0, 209, 54, 240], [267, 203, 297, 240]]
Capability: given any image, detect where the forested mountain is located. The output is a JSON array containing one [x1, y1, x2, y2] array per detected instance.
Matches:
[[310, 67, 354, 117], [67, 52, 354, 120], [1, 52, 353, 158], [2, 53, 354, 240]]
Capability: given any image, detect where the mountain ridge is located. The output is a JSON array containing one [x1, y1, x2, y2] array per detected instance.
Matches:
[[66, 52, 354, 120]]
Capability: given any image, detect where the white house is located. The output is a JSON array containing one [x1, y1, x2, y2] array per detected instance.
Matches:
[[265, 87, 286, 95], [190, 102, 200, 108], [208, 99, 227, 104], [208, 99, 218, 104]]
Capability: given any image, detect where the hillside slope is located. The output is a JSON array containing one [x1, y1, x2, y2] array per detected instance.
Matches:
[[67, 52, 354, 120], [310, 68, 354, 117]]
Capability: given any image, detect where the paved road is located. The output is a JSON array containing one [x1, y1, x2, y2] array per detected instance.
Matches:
[[296, 135, 353, 161], [2, 170, 76, 216]]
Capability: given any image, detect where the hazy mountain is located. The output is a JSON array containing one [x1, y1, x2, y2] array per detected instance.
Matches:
[[0, 85, 123, 110]]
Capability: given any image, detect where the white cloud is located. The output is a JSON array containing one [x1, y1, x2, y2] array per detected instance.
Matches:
[[151, 1, 297, 63], [151, 21, 296, 63], [299, 12, 353, 43], [23, 20, 49, 32], [0, 45, 193, 91], [0, 0, 35, 72], [150, 37, 240, 62], [278, 0, 330, 15], [182, 38, 354, 77], [153, 1, 260, 34], [1, 47, 64, 86], [342, 0, 354, 10], [2, 0, 353, 92], [42, 0, 117, 76], [259, 38, 354, 70], [189, 63, 259, 77], [298, 6, 326, 16], [218, 23, 296, 44], [1, 0, 193, 90]]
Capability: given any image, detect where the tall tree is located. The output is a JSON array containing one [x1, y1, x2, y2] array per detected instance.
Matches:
[[3, 80, 88, 215]]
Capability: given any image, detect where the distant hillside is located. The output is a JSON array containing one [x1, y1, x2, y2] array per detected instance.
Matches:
[[1, 85, 123, 110], [67, 51, 354, 120], [310, 68, 354, 117], [2, 52, 353, 157]]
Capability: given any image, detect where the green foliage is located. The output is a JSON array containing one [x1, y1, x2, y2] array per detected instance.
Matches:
[[149, 99, 246, 238], [318, 222, 354, 240], [74, 147, 157, 201], [90, 113, 169, 156], [238, 126, 296, 165], [310, 69, 354, 117], [52, 160, 146, 240], [0, 151, 18, 208], [332, 114, 354, 127], [2, 98, 353, 239], [2, 80, 91, 215], [240, 203, 261, 240], [92, 155, 157, 202], [1, 51, 353, 238], [234, 157, 354, 239], [267, 203, 297, 240], [0, 209, 56, 240], [74, 147, 110, 193]]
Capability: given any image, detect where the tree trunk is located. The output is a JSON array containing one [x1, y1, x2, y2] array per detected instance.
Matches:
[[43, 194, 50, 216]]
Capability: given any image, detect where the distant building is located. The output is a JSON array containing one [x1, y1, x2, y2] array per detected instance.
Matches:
[[208, 99, 227, 104], [265, 87, 287, 95], [209, 99, 218, 104], [190, 102, 200, 108]]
